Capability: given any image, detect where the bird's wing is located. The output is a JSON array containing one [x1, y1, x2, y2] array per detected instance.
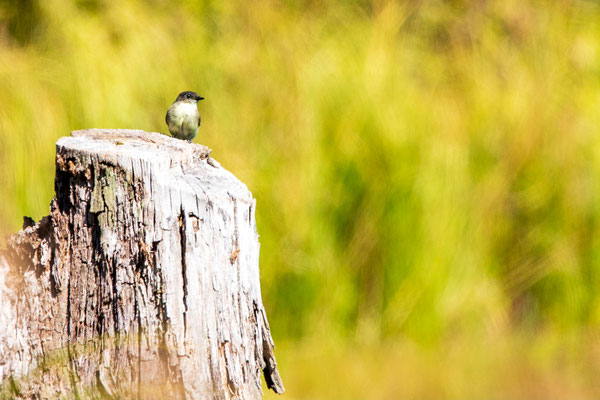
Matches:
[[198, 114, 201, 127]]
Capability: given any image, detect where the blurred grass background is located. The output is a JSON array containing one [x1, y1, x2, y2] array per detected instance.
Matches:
[[2, 0, 600, 398]]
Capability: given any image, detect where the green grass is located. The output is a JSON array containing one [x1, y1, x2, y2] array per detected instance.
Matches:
[[263, 332, 600, 400], [2, 0, 600, 398]]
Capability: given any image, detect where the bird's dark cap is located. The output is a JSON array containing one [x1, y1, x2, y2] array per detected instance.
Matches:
[[175, 91, 204, 102]]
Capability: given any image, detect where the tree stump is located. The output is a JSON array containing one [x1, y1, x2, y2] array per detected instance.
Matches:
[[0, 129, 284, 399]]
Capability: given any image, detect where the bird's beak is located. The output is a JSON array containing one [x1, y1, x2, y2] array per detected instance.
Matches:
[[197, 96, 204, 101]]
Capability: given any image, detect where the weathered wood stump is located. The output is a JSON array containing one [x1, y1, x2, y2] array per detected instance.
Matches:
[[0, 129, 284, 399]]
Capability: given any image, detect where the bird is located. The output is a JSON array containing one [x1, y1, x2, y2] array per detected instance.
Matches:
[[165, 91, 204, 142]]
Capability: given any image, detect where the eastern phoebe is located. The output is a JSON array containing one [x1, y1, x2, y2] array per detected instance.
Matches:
[[165, 91, 204, 141]]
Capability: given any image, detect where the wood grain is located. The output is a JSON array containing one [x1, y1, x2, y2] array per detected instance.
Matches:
[[0, 129, 283, 399]]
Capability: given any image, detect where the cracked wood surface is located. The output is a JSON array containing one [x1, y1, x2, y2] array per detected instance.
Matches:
[[0, 129, 284, 399]]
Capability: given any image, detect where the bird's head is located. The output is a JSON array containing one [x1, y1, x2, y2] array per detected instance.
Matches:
[[175, 91, 204, 103]]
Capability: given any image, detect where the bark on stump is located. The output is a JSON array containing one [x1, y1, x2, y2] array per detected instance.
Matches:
[[0, 129, 284, 399]]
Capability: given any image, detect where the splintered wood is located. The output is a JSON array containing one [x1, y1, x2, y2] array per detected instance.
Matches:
[[0, 129, 283, 399]]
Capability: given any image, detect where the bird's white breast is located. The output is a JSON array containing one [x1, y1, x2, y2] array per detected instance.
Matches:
[[171, 102, 199, 123]]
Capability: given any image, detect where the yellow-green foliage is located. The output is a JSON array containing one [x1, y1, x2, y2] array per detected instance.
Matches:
[[2, 0, 600, 397]]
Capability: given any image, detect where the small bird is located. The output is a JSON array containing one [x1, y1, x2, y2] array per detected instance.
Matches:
[[165, 91, 204, 142]]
